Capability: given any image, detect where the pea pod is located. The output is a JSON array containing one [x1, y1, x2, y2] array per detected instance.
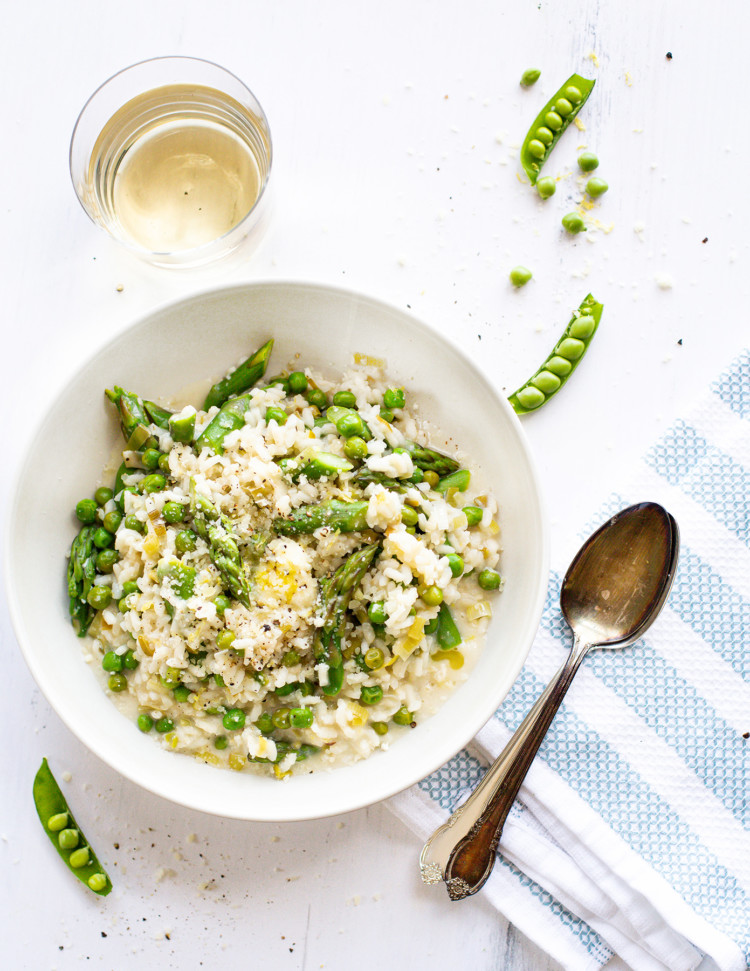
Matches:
[[508, 293, 603, 415], [520, 73, 596, 185], [33, 758, 112, 896]]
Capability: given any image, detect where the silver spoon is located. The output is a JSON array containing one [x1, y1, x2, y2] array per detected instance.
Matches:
[[420, 501, 679, 900]]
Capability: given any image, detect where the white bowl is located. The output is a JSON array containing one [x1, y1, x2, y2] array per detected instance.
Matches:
[[6, 281, 548, 821]]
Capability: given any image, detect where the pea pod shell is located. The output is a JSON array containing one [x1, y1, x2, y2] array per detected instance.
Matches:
[[520, 73, 596, 184], [508, 293, 603, 415], [33, 758, 112, 896]]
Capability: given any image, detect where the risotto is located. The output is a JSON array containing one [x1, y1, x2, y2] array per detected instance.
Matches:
[[66, 341, 503, 779]]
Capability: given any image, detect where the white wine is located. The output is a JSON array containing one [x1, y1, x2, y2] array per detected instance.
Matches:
[[86, 83, 271, 256]]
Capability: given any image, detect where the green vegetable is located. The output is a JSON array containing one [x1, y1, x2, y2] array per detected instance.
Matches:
[[216, 630, 236, 651], [325, 405, 372, 441], [400, 441, 459, 476], [92, 527, 113, 549], [332, 389, 357, 408], [368, 601, 387, 625], [393, 706, 414, 726], [435, 469, 470, 494], [306, 387, 328, 409], [137, 713, 154, 732], [283, 448, 353, 482], [108, 673, 127, 692], [95, 548, 119, 575], [102, 510, 122, 534], [586, 177, 608, 198], [94, 487, 113, 507], [274, 499, 369, 536], [436, 603, 462, 650], [190, 485, 251, 607], [104, 387, 154, 450], [156, 558, 196, 599], [372, 721, 389, 735], [364, 646, 385, 670], [290, 707, 314, 729], [143, 400, 173, 429], [401, 505, 419, 527], [343, 436, 368, 461], [520, 68, 541, 87], [223, 708, 246, 731], [520, 73, 596, 184], [360, 685, 383, 706], [162, 501, 186, 524], [463, 505, 483, 526], [536, 176, 556, 199], [102, 651, 122, 673], [419, 585, 444, 607], [213, 593, 231, 616], [86, 584, 112, 610], [510, 266, 533, 288], [265, 406, 287, 425], [562, 212, 586, 235], [141, 473, 166, 494], [478, 569, 502, 590], [383, 387, 406, 409], [271, 708, 291, 730], [203, 339, 274, 410], [169, 411, 196, 444], [155, 717, 174, 734], [313, 543, 381, 696], [508, 292, 603, 415], [175, 529, 197, 554], [446, 553, 464, 577], [123, 514, 145, 534], [287, 371, 308, 394], [195, 391, 254, 454], [577, 151, 599, 172], [75, 499, 98, 524], [33, 758, 112, 895]]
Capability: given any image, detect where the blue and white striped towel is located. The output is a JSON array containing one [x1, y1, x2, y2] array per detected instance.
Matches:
[[389, 350, 750, 971]]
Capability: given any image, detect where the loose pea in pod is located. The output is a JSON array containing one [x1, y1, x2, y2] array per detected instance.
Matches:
[[520, 73, 596, 185], [508, 293, 603, 415], [33, 758, 112, 896]]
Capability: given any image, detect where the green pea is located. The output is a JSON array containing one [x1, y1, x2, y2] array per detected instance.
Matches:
[[122, 649, 139, 671], [175, 529, 197, 554], [478, 569, 502, 590], [265, 406, 287, 425], [423, 470, 440, 488], [368, 601, 387, 625], [213, 594, 231, 616], [281, 650, 300, 668], [255, 712, 274, 735], [275, 681, 301, 697], [557, 337, 586, 360], [393, 706, 414, 726], [561, 212, 586, 235], [535, 127, 554, 146], [96, 548, 119, 574], [554, 97, 573, 116], [160, 666, 182, 689], [409, 467, 425, 484], [223, 708, 246, 731], [162, 501, 186, 524], [142, 448, 162, 470], [92, 527, 114, 549], [69, 847, 90, 869], [141, 474, 166, 494], [47, 812, 69, 832], [290, 707, 314, 729], [446, 553, 464, 578], [364, 646, 385, 670], [419, 585, 444, 607], [102, 509, 122, 534], [155, 717, 174, 734], [577, 151, 599, 172], [216, 630, 236, 651], [586, 177, 609, 198], [102, 651, 123, 673], [214, 735, 229, 750], [343, 436, 368, 461], [531, 371, 562, 395], [372, 721, 389, 736], [515, 387, 546, 410], [569, 315, 597, 339], [520, 68, 541, 87], [58, 828, 80, 850], [271, 708, 291, 730], [546, 355, 573, 377], [527, 138, 546, 159], [536, 176, 556, 200], [266, 375, 289, 392], [564, 85, 582, 103], [88, 873, 108, 892], [287, 371, 308, 394], [122, 580, 139, 596], [336, 413, 365, 438], [158, 454, 170, 473], [123, 514, 145, 534], [108, 673, 127, 692], [75, 499, 98, 524], [173, 685, 191, 703], [400, 505, 419, 527], [383, 387, 406, 409], [332, 390, 357, 408], [463, 505, 483, 527], [137, 714, 154, 733], [360, 685, 383, 706], [544, 110, 563, 131], [94, 487, 113, 507], [306, 387, 328, 409], [87, 585, 112, 610], [379, 408, 395, 422], [510, 265, 532, 287]]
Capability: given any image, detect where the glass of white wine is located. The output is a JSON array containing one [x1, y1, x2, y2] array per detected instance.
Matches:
[[70, 57, 272, 268]]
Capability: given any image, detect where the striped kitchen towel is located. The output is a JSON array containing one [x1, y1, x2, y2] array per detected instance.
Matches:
[[389, 350, 750, 971]]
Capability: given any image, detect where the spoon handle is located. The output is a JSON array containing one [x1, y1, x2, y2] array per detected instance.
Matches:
[[420, 635, 590, 899]]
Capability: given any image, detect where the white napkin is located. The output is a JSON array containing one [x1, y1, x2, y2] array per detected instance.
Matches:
[[389, 350, 750, 971]]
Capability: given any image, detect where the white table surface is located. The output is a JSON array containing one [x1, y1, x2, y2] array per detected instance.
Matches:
[[2, 1, 747, 968]]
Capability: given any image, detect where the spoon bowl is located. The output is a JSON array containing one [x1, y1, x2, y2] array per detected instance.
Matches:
[[420, 502, 680, 899]]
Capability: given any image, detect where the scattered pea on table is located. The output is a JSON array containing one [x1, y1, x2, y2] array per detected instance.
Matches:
[[510, 265, 533, 287]]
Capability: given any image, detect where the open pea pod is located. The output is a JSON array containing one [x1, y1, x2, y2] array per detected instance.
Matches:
[[33, 758, 112, 895], [509, 293, 603, 415], [520, 73, 596, 184]]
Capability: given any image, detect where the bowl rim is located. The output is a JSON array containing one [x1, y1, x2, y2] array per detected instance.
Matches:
[[5, 279, 549, 820]]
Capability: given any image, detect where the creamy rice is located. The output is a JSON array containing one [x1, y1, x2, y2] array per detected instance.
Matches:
[[73, 356, 503, 779]]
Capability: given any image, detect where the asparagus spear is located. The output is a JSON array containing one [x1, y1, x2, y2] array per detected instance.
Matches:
[[203, 339, 274, 410], [143, 400, 173, 429], [105, 386, 155, 450], [195, 392, 254, 455], [400, 440, 460, 476], [351, 468, 407, 492], [189, 485, 251, 607], [314, 543, 380, 695], [281, 448, 353, 482], [67, 526, 97, 636], [273, 500, 369, 536]]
